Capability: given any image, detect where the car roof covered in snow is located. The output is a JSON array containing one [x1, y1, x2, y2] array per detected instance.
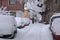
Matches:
[[51, 13, 60, 19], [50, 13, 60, 25]]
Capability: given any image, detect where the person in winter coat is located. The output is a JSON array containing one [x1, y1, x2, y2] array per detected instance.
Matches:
[[32, 14, 34, 24]]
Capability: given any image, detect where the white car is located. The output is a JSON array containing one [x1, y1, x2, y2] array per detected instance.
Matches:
[[50, 13, 60, 35], [0, 15, 17, 39], [15, 17, 30, 28]]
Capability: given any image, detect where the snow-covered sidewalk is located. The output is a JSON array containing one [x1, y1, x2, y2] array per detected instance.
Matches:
[[0, 23, 53, 40]]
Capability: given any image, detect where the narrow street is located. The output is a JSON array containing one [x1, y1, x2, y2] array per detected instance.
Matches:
[[0, 0, 60, 40], [0, 23, 53, 40]]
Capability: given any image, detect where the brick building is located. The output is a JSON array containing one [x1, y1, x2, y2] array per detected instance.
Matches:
[[0, 0, 24, 17]]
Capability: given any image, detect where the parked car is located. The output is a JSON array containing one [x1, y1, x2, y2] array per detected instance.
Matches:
[[50, 13, 60, 40], [0, 15, 17, 39], [15, 17, 30, 28], [22, 18, 30, 26]]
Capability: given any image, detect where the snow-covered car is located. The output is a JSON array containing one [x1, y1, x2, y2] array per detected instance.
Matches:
[[22, 18, 30, 26], [15, 17, 30, 28], [50, 13, 60, 40], [0, 15, 17, 39]]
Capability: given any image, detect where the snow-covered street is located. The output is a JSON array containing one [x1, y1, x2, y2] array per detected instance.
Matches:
[[0, 0, 60, 40], [0, 23, 53, 40]]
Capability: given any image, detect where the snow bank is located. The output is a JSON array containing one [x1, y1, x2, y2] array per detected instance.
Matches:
[[15, 17, 22, 27], [15, 17, 30, 27]]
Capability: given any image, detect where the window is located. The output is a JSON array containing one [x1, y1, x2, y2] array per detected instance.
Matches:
[[10, 12, 16, 17], [9, 0, 16, 5], [0, 0, 2, 6], [55, 0, 57, 4]]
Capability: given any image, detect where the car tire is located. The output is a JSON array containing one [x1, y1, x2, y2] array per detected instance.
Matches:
[[8, 30, 17, 39], [17, 26, 25, 29]]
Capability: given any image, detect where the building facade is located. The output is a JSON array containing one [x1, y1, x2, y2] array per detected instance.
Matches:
[[0, 0, 24, 17]]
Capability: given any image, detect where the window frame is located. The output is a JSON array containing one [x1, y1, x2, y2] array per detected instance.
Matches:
[[0, 0, 2, 6], [8, 0, 16, 5], [10, 12, 16, 17]]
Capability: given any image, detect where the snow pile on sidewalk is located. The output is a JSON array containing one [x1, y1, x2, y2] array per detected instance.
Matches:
[[15, 17, 22, 27], [15, 17, 30, 27]]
